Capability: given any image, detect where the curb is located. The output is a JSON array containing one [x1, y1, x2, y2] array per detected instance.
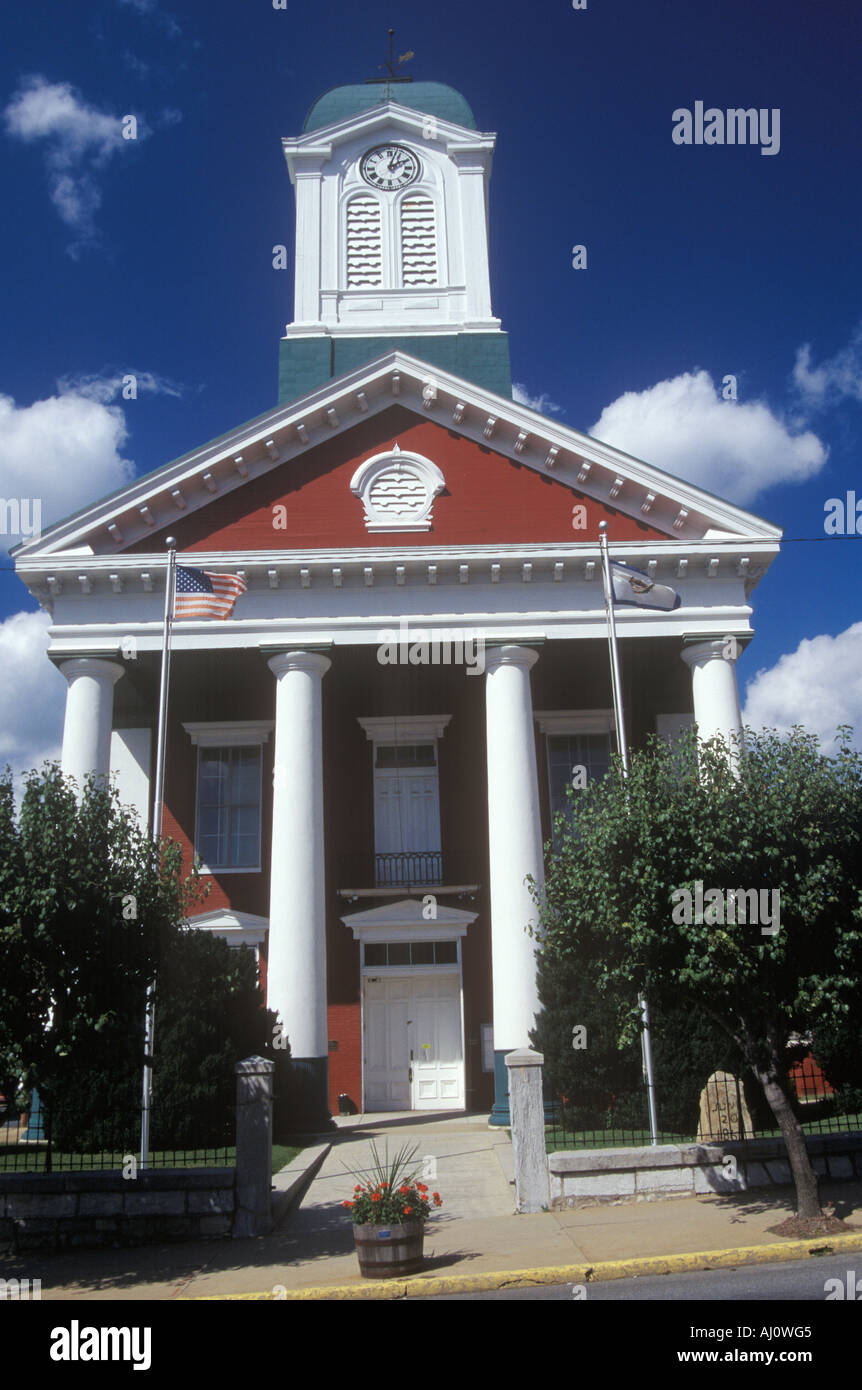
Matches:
[[270, 1143, 331, 1229], [185, 1229, 862, 1300]]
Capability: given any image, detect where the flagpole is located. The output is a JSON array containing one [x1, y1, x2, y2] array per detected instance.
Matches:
[[598, 521, 659, 1145], [140, 536, 177, 1170]]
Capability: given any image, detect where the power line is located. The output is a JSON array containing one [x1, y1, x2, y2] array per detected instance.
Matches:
[[0, 533, 860, 577]]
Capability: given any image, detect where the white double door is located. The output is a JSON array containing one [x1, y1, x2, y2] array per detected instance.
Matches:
[[364, 972, 464, 1112]]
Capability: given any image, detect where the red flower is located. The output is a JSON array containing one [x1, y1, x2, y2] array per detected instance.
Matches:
[[380, 1182, 389, 1189], [371, 1193, 381, 1203], [342, 1200, 353, 1208], [399, 1185, 410, 1194], [354, 1185, 362, 1193], [416, 1183, 428, 1193], [404, 1206, 412, 1215]]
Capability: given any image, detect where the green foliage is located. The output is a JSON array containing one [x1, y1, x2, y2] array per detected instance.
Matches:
[[150, 930, 280, 1149], [532, 945, 748, 1136], [0, 763, 279, 1154], [811, 1014, 862, 1115], [533, 726, 862, 1073]]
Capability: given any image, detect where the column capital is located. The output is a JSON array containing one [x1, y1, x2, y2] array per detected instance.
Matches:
[[484, 643, 540, 675], [681, 637, 740, 669], [266, 649, 331, 680], [57, 656, 125, 685]]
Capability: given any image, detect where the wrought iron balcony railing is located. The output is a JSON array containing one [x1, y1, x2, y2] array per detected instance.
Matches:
[[374, 851, 443, 888], [337, 851, 478, 892]]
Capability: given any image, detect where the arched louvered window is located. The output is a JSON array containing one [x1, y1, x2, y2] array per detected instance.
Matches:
[[400, 196, 438, 287], [345, 196, 383, 287]]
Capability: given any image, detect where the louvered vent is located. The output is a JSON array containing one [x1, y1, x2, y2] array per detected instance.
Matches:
[[400, 197, 437, 286], [346, 197, 383, 287]]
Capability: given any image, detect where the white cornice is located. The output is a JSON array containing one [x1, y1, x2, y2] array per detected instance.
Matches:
[[534, 709, 616, 735], [358, 715, 452, 743], [183, 720, 273, 746], [15, 539, 779, 608], [282, 101, 493, 183]]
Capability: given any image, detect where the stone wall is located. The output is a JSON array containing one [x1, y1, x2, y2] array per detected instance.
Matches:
[[0, 1168, 235, 1253], [549, 1133, 862, 1207]]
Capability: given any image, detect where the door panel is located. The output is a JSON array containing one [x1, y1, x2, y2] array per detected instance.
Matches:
[[364, 972, 464, 1112], [410, 975, 463, 1110], [364, 979, 410, 1109]]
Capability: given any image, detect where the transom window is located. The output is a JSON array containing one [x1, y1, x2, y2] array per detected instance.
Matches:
[[195, 745, 262, 870], [375, 743, 437, 769], [364, 940, 458, 967]]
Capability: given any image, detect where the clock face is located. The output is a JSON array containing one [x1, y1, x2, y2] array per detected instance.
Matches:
[[360, 144, 420, 191]]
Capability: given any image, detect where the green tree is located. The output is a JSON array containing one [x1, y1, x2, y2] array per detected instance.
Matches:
[[531, 726, 862, 1227], [0, 763, 205, 1144]]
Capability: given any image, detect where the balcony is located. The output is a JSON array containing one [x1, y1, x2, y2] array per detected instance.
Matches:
[[337, 851, 479, 899]]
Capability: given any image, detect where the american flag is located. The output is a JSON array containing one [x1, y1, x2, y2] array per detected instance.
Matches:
[[173, 565, 247, 620]]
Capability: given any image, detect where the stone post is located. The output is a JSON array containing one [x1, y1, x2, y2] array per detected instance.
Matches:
[[506, 1048, 549, 1214], [234, 1056, 274, 1238]]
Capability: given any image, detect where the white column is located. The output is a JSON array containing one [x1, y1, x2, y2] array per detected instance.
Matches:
[[485, 645, 544, 1119], [267, 650, 330, 1120], [58, 658, 125, 792], [681, 639, 744, 749]]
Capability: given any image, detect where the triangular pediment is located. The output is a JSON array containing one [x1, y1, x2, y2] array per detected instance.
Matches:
[[341, 898, 478, 936], [13, 351, 781, 568]]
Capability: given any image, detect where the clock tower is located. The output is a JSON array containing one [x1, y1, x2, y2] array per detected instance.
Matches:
[[279, 77, 511, 403]]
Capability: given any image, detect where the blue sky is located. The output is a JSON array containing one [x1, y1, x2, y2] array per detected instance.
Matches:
[[1, 0, 861, 771]]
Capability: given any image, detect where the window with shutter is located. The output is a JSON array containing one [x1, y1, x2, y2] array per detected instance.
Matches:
[[400, 196, 437, 286], [345, 196, 383, 287]]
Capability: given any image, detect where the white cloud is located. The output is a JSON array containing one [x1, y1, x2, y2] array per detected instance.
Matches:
[[512, 383, 564, 416], [0, 386, 135, 547], [116, 0, 182, 38], [3, 75, 146, 252], [56, 370, 183, 403], [0, 610, 66, 787], [742, 623, 862, 749], [792, 325, 862, 410], [590, 369, 827, 507]]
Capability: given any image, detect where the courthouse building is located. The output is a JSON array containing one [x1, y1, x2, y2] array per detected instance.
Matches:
[[13, 77, 781, 1127]]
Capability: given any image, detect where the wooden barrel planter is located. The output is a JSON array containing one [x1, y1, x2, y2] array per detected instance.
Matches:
[[353, 1220, 425, 1278]]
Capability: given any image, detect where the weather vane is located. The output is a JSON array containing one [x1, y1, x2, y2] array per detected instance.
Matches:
[[366, 28, 414, 98]]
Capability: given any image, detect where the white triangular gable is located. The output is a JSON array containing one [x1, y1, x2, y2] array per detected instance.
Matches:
[[13, 350, 781, 563]]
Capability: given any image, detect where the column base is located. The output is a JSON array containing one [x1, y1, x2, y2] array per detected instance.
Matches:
[[273, 1057, 335, 1137], [488, 1051, 511, 1126]]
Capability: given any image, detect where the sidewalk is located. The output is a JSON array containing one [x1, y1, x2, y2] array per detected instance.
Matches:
[[3, 1112, 861, 1300]]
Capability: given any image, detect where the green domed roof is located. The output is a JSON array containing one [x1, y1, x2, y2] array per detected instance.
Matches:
[[303, 81, 476, 133]]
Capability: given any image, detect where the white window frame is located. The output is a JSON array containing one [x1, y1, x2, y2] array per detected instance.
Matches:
[[184, 721, 272, 875], [535, 710, 616, 826]]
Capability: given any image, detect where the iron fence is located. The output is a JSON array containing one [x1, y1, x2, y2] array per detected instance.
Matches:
[[543, 1054, 862, 1152], [0, 1086, 234, 1173]]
